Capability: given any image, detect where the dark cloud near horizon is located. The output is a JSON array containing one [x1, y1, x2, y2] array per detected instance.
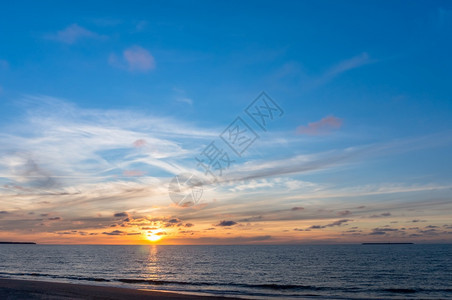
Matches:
[[102, 230, 124, 235], [238, 216, 263, 222], [114, 212, 129, 218], [297, 219, 352, 231], [369, 212, 391, 218], [216, 220, 238, 227], [369, 230, 386, 235], [411, 219, 426, 223], [291, 207, 304, 211], [102, 229, 140, 236], [337, 210, 351, 216]]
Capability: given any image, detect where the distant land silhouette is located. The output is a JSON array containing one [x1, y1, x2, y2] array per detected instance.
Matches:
[[0, 242, 36, 244]]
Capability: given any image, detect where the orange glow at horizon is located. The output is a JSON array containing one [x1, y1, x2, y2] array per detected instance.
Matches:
[[146, 229, 165, 242]]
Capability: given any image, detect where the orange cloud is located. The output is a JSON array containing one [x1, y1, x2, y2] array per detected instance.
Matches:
[[296, 115, 343, 135], [123, 170, 145, 177], [133, 139, 146, 147]]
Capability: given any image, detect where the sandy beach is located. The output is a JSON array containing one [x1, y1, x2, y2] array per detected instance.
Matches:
[[0, 279, 241, 300]]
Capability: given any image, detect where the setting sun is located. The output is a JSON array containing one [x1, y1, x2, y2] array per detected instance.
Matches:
[[146, 234, 162, 242], [146, 229, 165, 242]]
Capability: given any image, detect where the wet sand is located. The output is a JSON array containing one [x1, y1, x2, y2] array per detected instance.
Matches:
[[0, 278, 241, 299]]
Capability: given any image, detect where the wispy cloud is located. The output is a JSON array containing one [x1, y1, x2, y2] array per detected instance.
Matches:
[[109, 46, 155, 72], [206, 132, 452, 187], [1, 96, 452, 244], [325, 53, 371, 78], [176, 97, 193, 105], [173, 87, 193, 105], [296, 115, 343, 135], [123, 170, 146, 177], [46, 24, 104, 44], [0, 96, 216, 199], [302, 52, 373, 90]]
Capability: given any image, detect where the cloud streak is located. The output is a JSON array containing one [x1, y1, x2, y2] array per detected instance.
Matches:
[[296, 115, 343, 135], [46, 24, 104, 44]]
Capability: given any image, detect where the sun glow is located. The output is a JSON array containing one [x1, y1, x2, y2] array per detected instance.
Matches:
[[147, 234, 162, 242], [146, 230, 164, 242]]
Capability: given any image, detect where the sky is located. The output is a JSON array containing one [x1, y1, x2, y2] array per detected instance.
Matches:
[[0, 0, 452, 244]]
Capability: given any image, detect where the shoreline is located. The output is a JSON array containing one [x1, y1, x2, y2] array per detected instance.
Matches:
[[0, 278, 242, 300]]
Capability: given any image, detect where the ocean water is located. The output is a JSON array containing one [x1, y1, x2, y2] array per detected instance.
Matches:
[[0, 244, 451, 299]]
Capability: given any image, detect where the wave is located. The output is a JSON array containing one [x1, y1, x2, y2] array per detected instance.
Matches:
[[0, 271, 110, 282], [1, 271, 451, 296], [117, 278, 325, 291]]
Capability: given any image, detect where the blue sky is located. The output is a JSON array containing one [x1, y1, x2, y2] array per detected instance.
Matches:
[[0, 1, 451, 244]]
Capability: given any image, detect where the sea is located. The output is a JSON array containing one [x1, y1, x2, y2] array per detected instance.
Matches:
[[0, 244, 451, 299]]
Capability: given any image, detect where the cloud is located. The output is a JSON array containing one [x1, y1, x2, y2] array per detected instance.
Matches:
[[291, 206, 304, 211], [6, 155, 58, 189], [102, 230, 124, 235], [0, 95, 216, 196], [165, 218, 182, 226], [176, 97, 193, 105], [48, 217, 62, 221], [326, 53, 371, 78], [124, 46, 155, 71], [216, 220, 237, 226], [328, 219, 351, 226], [369, 212, 391, 218], [296, 115, 343, 136], [369, 230, 386, 235], [122, 170, 145, 177], [337, 210, 351, 216], [307, 219, 352, 230], [372, 227, 399, 232], [2, 96, 452, 243], [110, 46, 155, 72], [46, 24, 103, 44], [114, 212, 129, 218], [141, 227, 158, 230], [425, 225, 438, 229], [173, 88, 193, 106], [303, 53, 373, 90], [369, 227, 400, 235], [133, 139, 146, 148]]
